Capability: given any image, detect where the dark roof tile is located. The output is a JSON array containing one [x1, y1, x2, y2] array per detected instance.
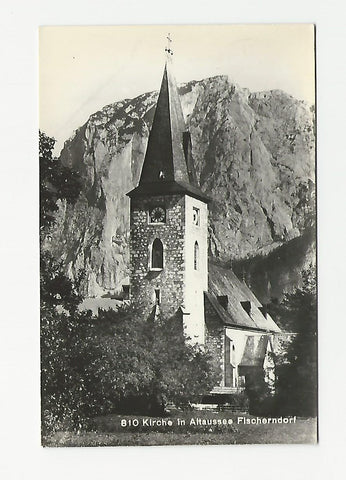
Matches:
[[128, 54, 206, 201], [205, 262, 281, 333]]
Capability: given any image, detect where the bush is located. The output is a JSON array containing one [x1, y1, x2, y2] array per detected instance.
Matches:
[[41, 303, 221, 432]]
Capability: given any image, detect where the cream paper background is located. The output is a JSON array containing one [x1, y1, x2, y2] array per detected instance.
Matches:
[[1, 0, 345, 479]]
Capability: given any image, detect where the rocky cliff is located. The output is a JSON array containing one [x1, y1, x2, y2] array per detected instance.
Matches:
[[46, 75, 315, 299]]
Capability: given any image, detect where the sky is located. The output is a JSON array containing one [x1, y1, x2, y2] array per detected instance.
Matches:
[[39, 24, 315, 155]]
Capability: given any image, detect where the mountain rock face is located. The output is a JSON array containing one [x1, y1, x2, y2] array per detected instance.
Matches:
[[47, 75, 315, 298]]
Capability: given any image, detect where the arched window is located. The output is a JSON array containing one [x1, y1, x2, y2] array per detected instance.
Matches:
[[151, 238, 163, 269], [194, 241, 199, 270]]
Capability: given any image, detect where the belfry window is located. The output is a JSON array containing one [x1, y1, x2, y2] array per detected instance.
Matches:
[[194, 241, 199, 270], [151, 238, 163, 269]]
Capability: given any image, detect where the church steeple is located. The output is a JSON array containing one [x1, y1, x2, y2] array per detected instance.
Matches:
[[127, 37, 209, 344], [128, 37, 209, 203]]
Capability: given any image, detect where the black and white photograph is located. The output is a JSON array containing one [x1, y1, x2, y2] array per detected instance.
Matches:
[[39, 24, 316, 447]]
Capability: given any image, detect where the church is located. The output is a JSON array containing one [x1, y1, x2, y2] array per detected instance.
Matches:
[[126, 42, 281, 396]]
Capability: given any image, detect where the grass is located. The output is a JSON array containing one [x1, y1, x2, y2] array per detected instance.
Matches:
[[43, 411, 317, 447]]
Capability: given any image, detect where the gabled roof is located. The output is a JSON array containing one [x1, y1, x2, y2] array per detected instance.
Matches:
[[205, 262, 281, 333], [127, 52, 209, 203]]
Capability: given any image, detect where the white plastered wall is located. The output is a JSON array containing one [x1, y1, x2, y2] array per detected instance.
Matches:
[[225, 327, 270, 373], [183, 195, 208, 344]]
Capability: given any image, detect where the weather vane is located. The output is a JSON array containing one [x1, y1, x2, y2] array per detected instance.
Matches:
[[165, 33, 173, 56]]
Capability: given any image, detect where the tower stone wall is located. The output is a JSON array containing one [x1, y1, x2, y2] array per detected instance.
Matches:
[[128, 50, 210, 341], [129, 192, 208, 342], [130, 194, 186, 318]]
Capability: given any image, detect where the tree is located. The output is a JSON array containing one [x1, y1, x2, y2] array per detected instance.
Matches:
[[40, 131, 86, 433], [40, 251, 82, 315], [271, 268, 317, 416], [40, 131, 58, 232], [41, 304, 221, 434], [138, 311, 221, 413], [39, 131, 219, 432], [39, 130, 81, 236], [89, 307, 221, 416]]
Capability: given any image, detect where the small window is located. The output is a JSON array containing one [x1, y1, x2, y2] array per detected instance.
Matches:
[[122, 285, 130, 300], [192, 207, 200, 226], [230, 342, 235, 364], [241, 301, 251, 315], [155, 289, 161, 305], [151, 238, 163, 269], [217, 295, 228, 309], [194, 241, 199, 270]]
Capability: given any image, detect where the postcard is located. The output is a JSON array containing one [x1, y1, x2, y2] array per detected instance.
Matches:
[[39, 24, 316, 446]]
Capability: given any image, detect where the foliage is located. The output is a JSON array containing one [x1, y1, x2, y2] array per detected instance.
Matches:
[[40, 131, 58, 231], [40, 130, 90, 432], [244, 366, 275, 416], [41, 309, 95, 432], [38, 130, 218, 431], [87, 308, 220, 415], [40, 250, 87, 433], [41, 304, 220, 433], [40, 251, 82, 316], [39, 130, 81, 235], [138, 311, 221, 412], [269, 267, 317, 416]]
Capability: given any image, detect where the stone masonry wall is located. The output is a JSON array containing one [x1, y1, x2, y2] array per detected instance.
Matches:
[[204, 297, 225, 386], [130, 194, 185, 318]]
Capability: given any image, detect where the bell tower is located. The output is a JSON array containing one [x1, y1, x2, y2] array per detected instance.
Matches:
[[127, 38, 210, 344]]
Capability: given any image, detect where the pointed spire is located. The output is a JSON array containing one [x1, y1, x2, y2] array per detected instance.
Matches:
[[128, 36, 209, 203], [139, 39, 190, 185]]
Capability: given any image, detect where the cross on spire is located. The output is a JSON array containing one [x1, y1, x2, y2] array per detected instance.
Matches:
[[165, 33, 173, 56]]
